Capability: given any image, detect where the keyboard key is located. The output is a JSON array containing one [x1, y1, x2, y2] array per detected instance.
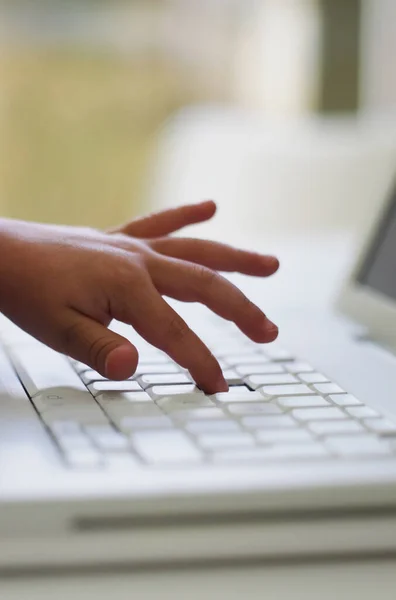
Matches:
[[262, 347, 294, 361], [213, 390, 264, 403], [227, 403, 283, 416], [86, 426, 130, 451], [197, 432, 254, 449], [329, 394, 362, 407], [298, 372, 329, 384], [56, 434, 93, 452], [345, 406, 379, 419], [209, 343, 252, 356], [325, 435, 392, 457], [65, 448, 102, 468], [217, 359, 232, 370], [49, 421, 82, 437], [139, 373, 191, 388], [217, 385, 252, 395], [246, 374, 298, 389], [93, 433, 130, 452], [32, 390, 95, 413], [99, 400, 157, 421], [72, 361, 90, 374], [120, 415, 173, 432], [308, 420, 365, 436], [149, 384, 202, 401], [284, 362, 314, 374], [312, 383, 345, 395], [236, 364, 285, 376], [186, 420, 240, 434], [85, 424, 117, 436], [222, 369, 243, 386], [96, 391, 152, 407], [364, 418, 396, 435], [11, 346, 87, 397], [256, 429, 313, 444], [292, 407, 347, 422], [213, 443, 328, 463], [110, 403, 162, 425], [88, 381, 142, 396], [277, 396, 330, 409], [81, 370, 109, 384], [260, 384, 314, 398], [131, 431, 202, 464], [156, 395, 215, 413], [242, 415, 296, 429], [41, 406, 108, 425], [220, 354, 269, 366], [171, 407, 226, 421]]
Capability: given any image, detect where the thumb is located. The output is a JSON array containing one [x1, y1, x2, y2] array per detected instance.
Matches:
[[60, 312, 139, 380]]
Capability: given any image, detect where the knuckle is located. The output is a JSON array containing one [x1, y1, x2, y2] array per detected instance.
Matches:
[[61, 321, 114, 372], [194, 265, 218, 290], [78, 226, 99, 238], [114, 234, 152, 256], [111, 253, 147, 290], [86, 335, 116, 371], [239, 292, 255, 312], [200, 349, 219, 373], [240, 295, 263, 321], [166, 317, 190, 346]]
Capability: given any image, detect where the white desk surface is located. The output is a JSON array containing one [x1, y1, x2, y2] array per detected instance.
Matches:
[[3, 231, 396, 599]]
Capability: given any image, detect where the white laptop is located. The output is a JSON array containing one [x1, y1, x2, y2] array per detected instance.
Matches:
[[1, 179, 396, 571]]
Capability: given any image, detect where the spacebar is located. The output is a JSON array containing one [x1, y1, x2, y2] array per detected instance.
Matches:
[[9, 346, 86, 398]]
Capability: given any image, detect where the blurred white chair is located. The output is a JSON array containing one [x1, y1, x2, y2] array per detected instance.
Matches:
[[145, 107, 396, 241]]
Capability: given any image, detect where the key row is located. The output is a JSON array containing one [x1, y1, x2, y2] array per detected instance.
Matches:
[[55, 423, 396, 469], [31, 384, 387, 432]]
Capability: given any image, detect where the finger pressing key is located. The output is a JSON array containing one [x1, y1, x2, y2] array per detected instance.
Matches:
[[112, 274, 228, 395]]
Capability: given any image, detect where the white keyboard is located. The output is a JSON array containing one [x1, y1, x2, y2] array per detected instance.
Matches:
[[4, 321, 396, 469]]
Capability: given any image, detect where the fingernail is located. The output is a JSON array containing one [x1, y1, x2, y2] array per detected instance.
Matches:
[[264, 319, 278, 334], [268, 256, 280, 269]]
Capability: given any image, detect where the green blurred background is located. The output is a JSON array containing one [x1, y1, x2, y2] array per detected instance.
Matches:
[[2, 47, 193, 227], [1, 0, 393, 229]]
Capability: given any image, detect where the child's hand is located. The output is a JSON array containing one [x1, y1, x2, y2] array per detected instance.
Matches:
[[0, 201, 279, 394]]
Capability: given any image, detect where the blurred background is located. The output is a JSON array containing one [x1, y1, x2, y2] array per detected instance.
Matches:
[[1, 0, 396, 237]]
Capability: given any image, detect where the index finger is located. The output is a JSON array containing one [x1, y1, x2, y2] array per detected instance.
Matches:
[[112, 274, 228, 394]]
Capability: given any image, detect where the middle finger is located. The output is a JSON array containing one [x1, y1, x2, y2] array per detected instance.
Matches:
[[150, 256, 278, 344], [150, 237, 280, 276]]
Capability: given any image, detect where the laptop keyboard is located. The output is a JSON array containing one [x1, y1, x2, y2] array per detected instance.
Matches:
[[6, 322, 396, 469]]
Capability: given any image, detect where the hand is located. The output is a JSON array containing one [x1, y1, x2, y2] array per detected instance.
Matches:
[[0, 201, 279, 393]]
